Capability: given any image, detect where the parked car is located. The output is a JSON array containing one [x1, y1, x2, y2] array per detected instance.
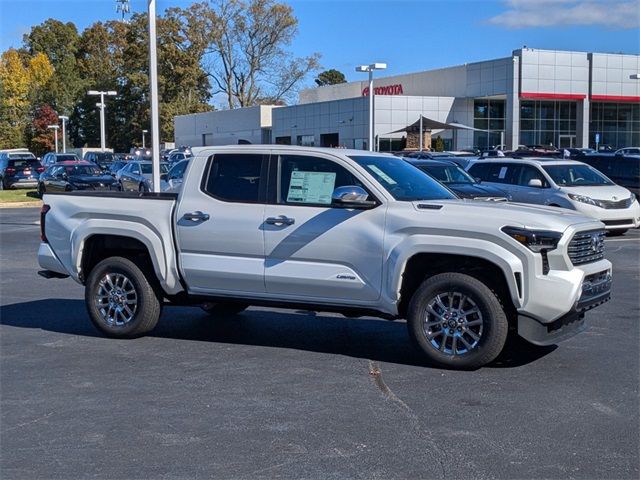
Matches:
[[38, 161, 116, 196], [39, 145, 612, 370], [116, 160, 169, 192], [41, 152, 80, 168], [162, 159, 189, 192], [566, 148, 597, 159], [404, 151, 459, 160], [167, 151, 192, 166], [578, 154, 640, 197], [107, 160, 128, 177], [0, 151, 42, 189], [84, 151, 115, 171], [466, 158, 640, 235], [405, 158, 510, 200], [614, 147, 640, 157]]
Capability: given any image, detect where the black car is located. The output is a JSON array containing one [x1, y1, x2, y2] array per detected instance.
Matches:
[[0, 151, 43, 189], [578, 155, 640, 196], [84, 151, 115, 171], [405, 158, 511, 200], [38, 161, 117, 195]]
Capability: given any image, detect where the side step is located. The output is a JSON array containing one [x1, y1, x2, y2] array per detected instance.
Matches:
[[38, 270, 69, 279]]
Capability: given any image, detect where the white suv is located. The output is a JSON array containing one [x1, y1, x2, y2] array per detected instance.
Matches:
[[467, 158, 640, 235]]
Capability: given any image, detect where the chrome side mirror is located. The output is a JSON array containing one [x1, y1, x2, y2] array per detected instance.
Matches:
[[528, 178, 543, 188], [332, 185, 369, 204]]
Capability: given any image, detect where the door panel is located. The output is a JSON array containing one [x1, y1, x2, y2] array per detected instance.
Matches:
[[176, 153, 267, 294]]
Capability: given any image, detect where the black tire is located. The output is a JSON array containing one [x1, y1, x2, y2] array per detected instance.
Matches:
[[85, 256, 161, 338], [201, 302, 249, 317], [407, 272, 509, 369], [607, 229, 627, 237], [139, 183, 147, 193], [38, 183, 45, 197]]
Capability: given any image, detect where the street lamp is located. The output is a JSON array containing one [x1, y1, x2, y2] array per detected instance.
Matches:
[[87, 90, 117, 152], [58, 115, 68, 153], [148, 0, 161, 192], [142, 129, 148, 149], [356, 62, 387, 151], [47, 125, 59, 153]]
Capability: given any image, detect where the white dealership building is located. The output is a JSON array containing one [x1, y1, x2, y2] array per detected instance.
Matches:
[[175, 48, 640, 152]]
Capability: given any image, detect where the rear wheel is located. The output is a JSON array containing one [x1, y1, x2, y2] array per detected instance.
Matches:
[[139, 183, 147, 193], [201, 302, 249, 317], [85, 256, 161, 338], [38, 183, 45, 197], [407, 272, 508, 369]]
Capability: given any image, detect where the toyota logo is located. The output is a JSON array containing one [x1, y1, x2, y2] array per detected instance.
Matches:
[[590, 234, 603, 253], [612, 196, 618, 201]]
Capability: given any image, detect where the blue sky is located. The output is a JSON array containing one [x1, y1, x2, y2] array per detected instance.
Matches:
[[1, 0, 638, 82]]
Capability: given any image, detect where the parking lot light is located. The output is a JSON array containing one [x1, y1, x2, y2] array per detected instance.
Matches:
[[142, 129, 148, 149], [58, 116, 69, 153], [47, 125, 59, 153], [87, 90, 117, 152], [356, 63, 387, 151]]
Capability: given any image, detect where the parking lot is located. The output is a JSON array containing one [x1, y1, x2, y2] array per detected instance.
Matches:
[[1, 206, 638, 479]]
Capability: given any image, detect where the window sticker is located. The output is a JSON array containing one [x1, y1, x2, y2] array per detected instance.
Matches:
[[286, 170, 336, 204], [367, 164, 397, 184], [498, 166, 508, 179]]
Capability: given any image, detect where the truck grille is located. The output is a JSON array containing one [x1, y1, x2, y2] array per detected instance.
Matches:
[[568, 230, 606, 265], [597, 197, 633, 209]]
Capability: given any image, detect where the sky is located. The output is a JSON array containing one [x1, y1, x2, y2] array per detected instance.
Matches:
[[1, 0, 639, 83]]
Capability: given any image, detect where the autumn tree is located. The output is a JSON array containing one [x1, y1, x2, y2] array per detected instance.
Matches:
[[28, 104, 59, 155], [315, 69, 346, 86], [201, 0, 320, 108]]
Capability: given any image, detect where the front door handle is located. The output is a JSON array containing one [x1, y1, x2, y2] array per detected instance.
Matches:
[[265, 215, 295, 226], [183, 211, 210, 222]]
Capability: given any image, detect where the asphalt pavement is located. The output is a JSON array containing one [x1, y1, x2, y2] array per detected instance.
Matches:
[[1, 207, 638, 479]]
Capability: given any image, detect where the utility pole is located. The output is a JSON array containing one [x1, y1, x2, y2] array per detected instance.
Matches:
[[58, 115, 69, 153], [148, 0, 161, 192], [47, 125, 59, 153], [87, 90, 117, 152]]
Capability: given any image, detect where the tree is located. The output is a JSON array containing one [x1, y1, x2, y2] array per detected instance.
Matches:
[[315, 69, 346, 87], [434, 135, 445, 152], [28, 104, 59, 155], [201, 0, 320, 108]]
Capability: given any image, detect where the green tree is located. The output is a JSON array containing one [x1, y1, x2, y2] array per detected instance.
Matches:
[[434, 135, 445, 152], [315, 69, 346, 86]]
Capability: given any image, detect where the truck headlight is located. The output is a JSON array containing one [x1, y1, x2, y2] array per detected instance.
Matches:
[[568, 193, 602, 208], [501, 226, 562, 253]]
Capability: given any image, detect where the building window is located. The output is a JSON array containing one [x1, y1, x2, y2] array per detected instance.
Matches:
[[519, 100, 577, 148], [296, 135, 315, 147], [473, 99, 505, 149], [590, 102, 640, 149], [275, 136, 291, 145]]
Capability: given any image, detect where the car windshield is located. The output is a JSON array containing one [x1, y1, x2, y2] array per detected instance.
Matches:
[[418, 165, 476, 184], [9, 153, 36, 160], [349, 155, 456, 201], [64, 165, 103, 176], [140, 163, 169, 174], [542, 164, 613, 186]]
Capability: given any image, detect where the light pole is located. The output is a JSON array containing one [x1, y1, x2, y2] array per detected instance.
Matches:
[[148, 0, 161, 192], [58, 115, 68, 153], [142, 129, 148, 149], [47, 125, 59, 153], [356, 62, 387, 151], [87, 90, 117, 152]]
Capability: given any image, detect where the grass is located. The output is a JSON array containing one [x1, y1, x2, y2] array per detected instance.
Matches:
[[0, 189, 40, 203]]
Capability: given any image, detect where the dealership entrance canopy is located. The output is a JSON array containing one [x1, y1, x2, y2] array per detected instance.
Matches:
[[175, 48, 640, 151]]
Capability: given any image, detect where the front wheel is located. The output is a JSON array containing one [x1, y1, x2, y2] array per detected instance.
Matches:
[[407, 272, 509, 369], [85, 256, 161, 338]]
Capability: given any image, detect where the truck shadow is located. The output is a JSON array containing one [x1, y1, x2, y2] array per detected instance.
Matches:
[[0, 299, 556, 369]]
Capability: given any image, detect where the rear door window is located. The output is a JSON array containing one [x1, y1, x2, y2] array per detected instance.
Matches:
[[203, 153, 266, 203]]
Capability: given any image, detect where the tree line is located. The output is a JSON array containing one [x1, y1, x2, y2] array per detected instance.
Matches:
[[0, 0, 345, 155]]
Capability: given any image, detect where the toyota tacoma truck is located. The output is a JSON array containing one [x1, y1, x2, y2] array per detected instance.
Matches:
[[37, 146, 612, 369]]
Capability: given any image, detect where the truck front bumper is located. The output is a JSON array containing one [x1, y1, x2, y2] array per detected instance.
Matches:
[[517, 268, 612, 346]]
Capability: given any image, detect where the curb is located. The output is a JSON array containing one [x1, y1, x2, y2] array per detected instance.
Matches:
[[0, 201, 43, 209]]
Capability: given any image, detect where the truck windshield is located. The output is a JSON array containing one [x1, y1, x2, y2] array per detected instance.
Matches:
[[542, 164, 613, 186], [349, 155, 456, 201]]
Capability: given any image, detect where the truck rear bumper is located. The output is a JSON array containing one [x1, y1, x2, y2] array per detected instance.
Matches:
[[518, 269, 612, 346], [37, 242, 69, 277]]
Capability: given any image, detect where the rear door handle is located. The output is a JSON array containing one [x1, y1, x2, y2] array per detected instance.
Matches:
[[183, 211, 210, 222], [265, 215, 295, 226]]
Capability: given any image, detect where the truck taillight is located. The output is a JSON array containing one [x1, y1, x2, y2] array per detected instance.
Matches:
[[40, 204, 50, 242]]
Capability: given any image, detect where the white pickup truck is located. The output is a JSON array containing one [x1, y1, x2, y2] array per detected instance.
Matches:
[[38, 146, 612, 369]]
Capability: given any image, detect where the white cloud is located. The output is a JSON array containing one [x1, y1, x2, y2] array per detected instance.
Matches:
[[488, 0, 640, 29]]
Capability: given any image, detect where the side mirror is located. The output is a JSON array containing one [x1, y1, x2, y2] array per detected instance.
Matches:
[[331, 186, 374, 207], [528, 178, 543, 188]]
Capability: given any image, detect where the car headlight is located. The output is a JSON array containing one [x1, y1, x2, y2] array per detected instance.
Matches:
[[567, 193, 602, 208], [630, 193, 637, 204], [501, 226, 562, 253]]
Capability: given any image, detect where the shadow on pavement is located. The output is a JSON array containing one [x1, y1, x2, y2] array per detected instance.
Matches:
[[0, 299, 556, 369]]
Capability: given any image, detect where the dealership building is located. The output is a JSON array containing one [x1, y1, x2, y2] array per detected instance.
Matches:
[[174, 48, 640, 152]]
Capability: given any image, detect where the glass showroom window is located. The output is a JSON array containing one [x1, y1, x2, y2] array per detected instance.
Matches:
[[590, 103, 640, 149], [296, 135, 315, 147], [519, 100, 577, 148], [473, 99, 505, 149]]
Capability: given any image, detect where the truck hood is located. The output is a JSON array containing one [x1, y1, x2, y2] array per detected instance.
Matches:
[[410, 199, 600, 233]]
